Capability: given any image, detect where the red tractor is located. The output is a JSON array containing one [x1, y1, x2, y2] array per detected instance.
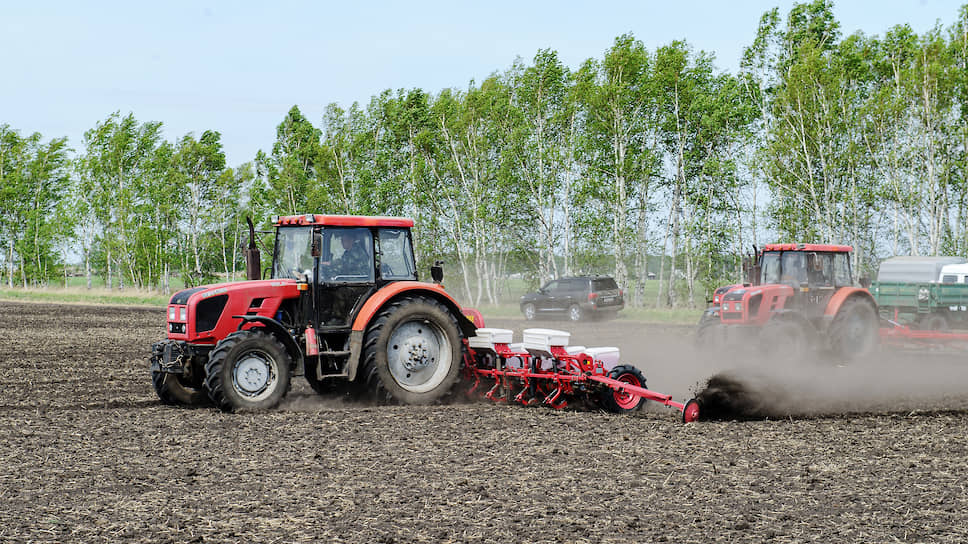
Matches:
[[150, 214, 476, 411], [697, 243, 879, 360]]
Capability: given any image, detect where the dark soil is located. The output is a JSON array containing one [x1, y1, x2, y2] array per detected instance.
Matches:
[[2, 302, 968, 543]]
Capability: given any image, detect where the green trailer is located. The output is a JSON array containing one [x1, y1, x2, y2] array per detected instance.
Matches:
[[870, 256, 968, 330], [871, 281, 968, 330]]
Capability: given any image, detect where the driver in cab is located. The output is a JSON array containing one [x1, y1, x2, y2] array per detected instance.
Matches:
[[327, 230, 370, 278]]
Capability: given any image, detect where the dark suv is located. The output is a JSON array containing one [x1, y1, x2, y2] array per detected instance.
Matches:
[[520, 276, 624, 321]]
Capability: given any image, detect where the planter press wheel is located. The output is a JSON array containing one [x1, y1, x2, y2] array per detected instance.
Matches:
[[599, 365, 646, 413], [681, 398, 702, 423]]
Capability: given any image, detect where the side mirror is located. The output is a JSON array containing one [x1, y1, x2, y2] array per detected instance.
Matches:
[[431, 261, 444, 283], [311, 233, 322, 258]]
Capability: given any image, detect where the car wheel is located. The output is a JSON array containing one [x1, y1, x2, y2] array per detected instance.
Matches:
[[568, 304, 583, 322], [522, 303, 536, 321]]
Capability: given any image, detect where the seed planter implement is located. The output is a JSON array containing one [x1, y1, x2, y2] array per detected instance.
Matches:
[[464, 327, 702, 423]]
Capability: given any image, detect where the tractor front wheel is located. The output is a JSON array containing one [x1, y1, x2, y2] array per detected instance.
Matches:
[[151, 370, 209, 406], [360, 296, 462, 405], [204, 329, 292, 412], [695, 316, 728, 350], [760, 319, 808, 363], [599, 365, 647, 413]]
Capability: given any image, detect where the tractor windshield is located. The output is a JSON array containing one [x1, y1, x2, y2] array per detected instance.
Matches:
[[760, 250, 853, 287], [760, 252, 781, 284], [273, 226, 314, 280]]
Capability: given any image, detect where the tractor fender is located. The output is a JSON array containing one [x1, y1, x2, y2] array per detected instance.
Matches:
[[344, 282, 476, 382], [351, 282, 475, 336], [233, 314, 304, 373], [823, 287, 877, 318]]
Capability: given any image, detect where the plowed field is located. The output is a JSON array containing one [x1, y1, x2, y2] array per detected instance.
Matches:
[[1, 300, 967, 543]]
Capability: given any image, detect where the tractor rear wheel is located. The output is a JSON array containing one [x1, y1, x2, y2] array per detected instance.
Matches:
[[204, 329, 292, 412], [599, 365, 647, 413], [151, 370, 209, 406], [830, 298, 878, 360], [360, 296, 462, 405]]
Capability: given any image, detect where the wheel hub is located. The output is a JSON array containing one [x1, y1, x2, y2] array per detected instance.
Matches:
[[388, 320, 448, 390], [401, 339, 432, 372], [234, 353, 273, 395]]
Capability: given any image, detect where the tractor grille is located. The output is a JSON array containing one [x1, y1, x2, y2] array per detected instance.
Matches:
[[196, 295, 228, 333], [722, 312, 744, 320]]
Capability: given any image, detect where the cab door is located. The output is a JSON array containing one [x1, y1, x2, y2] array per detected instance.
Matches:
[[313, 227, 376, 328]]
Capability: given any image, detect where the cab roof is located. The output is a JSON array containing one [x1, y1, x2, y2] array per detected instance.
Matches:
[[762, 243, 852, 253], [273, 214, 414, 228]]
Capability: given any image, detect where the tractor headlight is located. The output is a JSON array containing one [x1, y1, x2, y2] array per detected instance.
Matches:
[[722, 303, 728, 312], [168, 306, 176, 320], [179, 307, 187, 321], [918, 287, 930, 302], [734, 302, 742, 312]]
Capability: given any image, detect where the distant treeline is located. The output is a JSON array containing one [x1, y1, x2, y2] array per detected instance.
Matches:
[[2, 1, 968, 307]]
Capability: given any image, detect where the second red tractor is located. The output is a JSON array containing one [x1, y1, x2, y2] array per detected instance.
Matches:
[[697, 243, 879, 360]]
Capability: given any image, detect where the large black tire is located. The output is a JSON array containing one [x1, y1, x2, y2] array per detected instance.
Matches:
[[829, 298, 879, 360], [599, 365, 647, 413], [359, 296, 462, 405], [695, 316, 727, 350], [760, 318, 808, 364], [151, 370, 209, 406], [204, 329, 292, 412], [918, 313, 950, 332]]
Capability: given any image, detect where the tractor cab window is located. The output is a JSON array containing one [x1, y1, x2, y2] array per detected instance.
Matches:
[[377, 228, 416, 281], [760, 252, 781, 284], [273, 226, 314, 280], [805, 252, 852, 287], [832, 252, 852, 286], [319, 227, 374, 283], [780, 252, 807, 287]]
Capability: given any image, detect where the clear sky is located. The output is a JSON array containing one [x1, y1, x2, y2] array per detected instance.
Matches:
[[2, 0, 964, 166]]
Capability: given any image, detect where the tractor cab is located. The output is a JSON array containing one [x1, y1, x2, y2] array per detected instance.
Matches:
[[755, 244, 853, 291], [272, 216, 418, 327], [715, 244, 855, 326]]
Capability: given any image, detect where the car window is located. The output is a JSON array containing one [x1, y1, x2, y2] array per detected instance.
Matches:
[[592, 278, 618, 290], [543, 281, 559, 293], [559, 279, 578, 292]]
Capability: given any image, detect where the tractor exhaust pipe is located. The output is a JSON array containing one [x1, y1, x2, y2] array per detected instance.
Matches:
[[245, 217, 261, 281]]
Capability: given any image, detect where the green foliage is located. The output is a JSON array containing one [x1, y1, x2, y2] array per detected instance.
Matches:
[[7, 3, 968, 309]]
